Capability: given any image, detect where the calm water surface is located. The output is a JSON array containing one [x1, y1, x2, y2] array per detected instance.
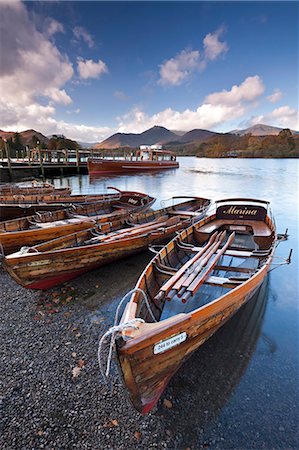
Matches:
[[50, 158, 298, 448]]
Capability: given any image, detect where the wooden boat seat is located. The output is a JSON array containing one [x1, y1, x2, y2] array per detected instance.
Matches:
[[169, 210, 199, 217], [198, 219, 271, 237], [204, 275, 247, 287], [35, 218, 93, 228], [181, 248, 269, 259]]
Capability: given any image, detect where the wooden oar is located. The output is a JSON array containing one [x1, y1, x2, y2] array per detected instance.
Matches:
[[181, 232, 235, 302], [100, 218, 172, 243], [180, 231, 227, 289], [88, 216, 170, 244], [158, 231, 220, 298], [167, 231, 227, 300]]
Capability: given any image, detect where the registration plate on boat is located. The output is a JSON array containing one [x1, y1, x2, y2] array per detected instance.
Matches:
[[154, 332, 187, 354], [230, 225, 247, 231]]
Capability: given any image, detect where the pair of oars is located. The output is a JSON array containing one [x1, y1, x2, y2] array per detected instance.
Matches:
[[179, 231, 235, 303], [87, 215, 179, 244], [155, 231, 223, 302], [155, 231, 235, 304]]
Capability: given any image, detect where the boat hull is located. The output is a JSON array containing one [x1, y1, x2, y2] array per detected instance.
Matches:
[[3, 226, 184, 289], [0, 191, 156, 252], [88, 159, 179, 174], [116, 200, 276, 413], [117, 264, 270, 414]]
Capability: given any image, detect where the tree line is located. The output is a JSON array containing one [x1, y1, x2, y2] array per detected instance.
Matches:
[[0, 133, 81, 158], [174, 129, 299, 158]]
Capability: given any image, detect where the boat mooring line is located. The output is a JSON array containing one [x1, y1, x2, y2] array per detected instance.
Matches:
[[97, 287, 156, 383]]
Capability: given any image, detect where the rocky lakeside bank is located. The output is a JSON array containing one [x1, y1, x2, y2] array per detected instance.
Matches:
[[1, 253, 296, 449]]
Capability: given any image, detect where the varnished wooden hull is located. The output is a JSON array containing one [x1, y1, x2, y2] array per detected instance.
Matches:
[[0, 191, 156, 253], [4, 232, 174, 289], [4, 197, 210, 289], [117, 265, 270, 413], [116, 199, 276, 413], [0, 194, 117, 221], [88, 159, 179, 174]]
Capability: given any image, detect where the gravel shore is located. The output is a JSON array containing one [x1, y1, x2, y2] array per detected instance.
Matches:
[[1, 253, 297, 449], [0, 253, 181, 450]]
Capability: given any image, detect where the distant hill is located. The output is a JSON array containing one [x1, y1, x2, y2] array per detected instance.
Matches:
[[231, 124, 298, 136], [0, 129, 49, 146], [78, 141, 98, 149], [96, 126, 222, 149], [95, 126, 180, 149], [177, 129, 219, 143]]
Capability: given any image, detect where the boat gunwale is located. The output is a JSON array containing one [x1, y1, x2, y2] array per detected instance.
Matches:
[[118, 205, 276, 352]]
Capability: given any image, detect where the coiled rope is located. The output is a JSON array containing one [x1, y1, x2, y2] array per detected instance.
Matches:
[[97, 287, 157, 383]]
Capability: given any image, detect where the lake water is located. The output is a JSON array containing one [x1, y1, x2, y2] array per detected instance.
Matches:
[[49, 157, 298, 448]]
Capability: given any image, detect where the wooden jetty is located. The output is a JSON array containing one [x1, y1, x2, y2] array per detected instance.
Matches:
[[0, 147, 101, 181]]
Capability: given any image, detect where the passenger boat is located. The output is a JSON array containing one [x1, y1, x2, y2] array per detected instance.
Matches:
[[3, 196, 210, 289], [0, 187, 151, 221], [110, 198, 280, 414], [88, 149, 179, 174], [0, 189, 156, 254]]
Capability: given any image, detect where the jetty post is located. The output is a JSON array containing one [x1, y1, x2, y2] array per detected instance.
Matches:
[[4, 139, 13, 180]]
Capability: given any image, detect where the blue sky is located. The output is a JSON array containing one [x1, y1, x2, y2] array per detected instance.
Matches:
[[1, 1, 298, 142]]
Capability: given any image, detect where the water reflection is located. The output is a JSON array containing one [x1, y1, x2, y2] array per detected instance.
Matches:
[[45, 158, 297, 447], [158, 279, 269, 448]]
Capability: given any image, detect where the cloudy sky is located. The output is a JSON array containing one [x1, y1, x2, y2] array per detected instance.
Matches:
[[0, 1, 298, 142]]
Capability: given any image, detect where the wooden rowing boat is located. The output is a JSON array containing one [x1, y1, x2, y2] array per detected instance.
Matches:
[[0, 187, 154, 221], [3, 197, 210, 289], [0, 189, 156, 254], [0, 181, 71, 196], [113, 198, 278, 414]]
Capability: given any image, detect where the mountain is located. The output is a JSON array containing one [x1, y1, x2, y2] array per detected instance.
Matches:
[[177, 129, 219, 143], [96, 126, 223, 149], [0, 129, 49, 146], [231, 124, 297, 136], [170, 130, 186, 136], [78, 141, 98, 149], [95, 126, 179, 149]]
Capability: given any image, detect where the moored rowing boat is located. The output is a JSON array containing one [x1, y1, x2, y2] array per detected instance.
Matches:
[[0, 181, 71, 196], [0, 189, 156, 253], [0, 187, 154, 221], [3, 196, 210, 289], [109, 198, 283, 414]]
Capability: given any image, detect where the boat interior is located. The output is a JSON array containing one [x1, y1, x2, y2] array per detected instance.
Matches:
[[0, 192, 155, 232], [11, 198, 210, 254], [133, 201, 276, 322]]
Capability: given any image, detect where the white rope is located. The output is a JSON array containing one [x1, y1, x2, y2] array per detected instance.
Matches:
[[97, 318, 144, 383], [97, 287, 157, 383]]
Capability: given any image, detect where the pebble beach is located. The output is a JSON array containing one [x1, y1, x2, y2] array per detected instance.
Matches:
[[2, 249, 297, 450]]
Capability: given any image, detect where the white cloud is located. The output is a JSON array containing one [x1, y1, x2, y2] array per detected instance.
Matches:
[[0, 2, 73, 99], [77, 58, 108, 79], [1, 105, 112, 143], [45, 88, 72, 105], [267, 89, 282, 103], [158, 49, 200, 86], [158, 27, 228, 86], [45, 120, 112, 142], [0, 2, 112, 143], [244, 106, 298, 130], [0, 1, 73, 112], [73, 26, 94, 48], [46, 18, 64, 37], [206, 75, 265, 106], [118, 76, 265, 133], [203, 27, 228, 61]]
